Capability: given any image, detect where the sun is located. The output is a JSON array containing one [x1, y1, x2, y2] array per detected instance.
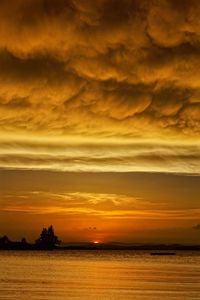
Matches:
[[93, 241, 100, 244]]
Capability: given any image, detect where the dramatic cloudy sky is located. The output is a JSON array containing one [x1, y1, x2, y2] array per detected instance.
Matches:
[[0, 0, 200, 243]]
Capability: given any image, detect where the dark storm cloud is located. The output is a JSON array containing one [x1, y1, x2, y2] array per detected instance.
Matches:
[[0, 0, 199, 136]]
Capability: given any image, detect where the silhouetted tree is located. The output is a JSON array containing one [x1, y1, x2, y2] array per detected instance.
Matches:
[[35, 225, 60, 249], [21, 237, 27, 244], [0, 235, 10, 245]]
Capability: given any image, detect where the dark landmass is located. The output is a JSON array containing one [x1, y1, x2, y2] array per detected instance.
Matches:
[[1, 225, 200, 251], [0, 240, 200, 251], [58, 242, 200, 251]]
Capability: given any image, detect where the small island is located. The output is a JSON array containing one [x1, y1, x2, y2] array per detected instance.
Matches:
[[0, 225, 60, 250]]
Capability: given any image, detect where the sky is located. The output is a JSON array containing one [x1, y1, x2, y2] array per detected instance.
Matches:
[[0, 0, 200, 244]]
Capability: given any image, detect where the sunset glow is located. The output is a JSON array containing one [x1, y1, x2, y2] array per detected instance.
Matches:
[[0, 0, 200, 244]]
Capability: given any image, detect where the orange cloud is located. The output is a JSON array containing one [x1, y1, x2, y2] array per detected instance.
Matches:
[[2, 191, 200, 220]]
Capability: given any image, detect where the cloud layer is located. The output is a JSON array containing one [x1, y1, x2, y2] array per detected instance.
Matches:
[[0, 0, 200, 172], [0, 136, 200, 173], [2, 191, 200, 220]]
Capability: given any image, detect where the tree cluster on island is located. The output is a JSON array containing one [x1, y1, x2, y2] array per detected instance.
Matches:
[[0, 225, 61, 250]]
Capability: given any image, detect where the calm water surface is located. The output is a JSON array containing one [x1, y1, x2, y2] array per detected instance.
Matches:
[[0, 251, 199, 300]]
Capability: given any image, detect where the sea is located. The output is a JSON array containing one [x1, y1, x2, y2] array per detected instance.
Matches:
[[0, 250, 199, 299]]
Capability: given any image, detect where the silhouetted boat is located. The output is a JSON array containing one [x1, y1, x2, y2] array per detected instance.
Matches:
[[150, 252, 176, 256]]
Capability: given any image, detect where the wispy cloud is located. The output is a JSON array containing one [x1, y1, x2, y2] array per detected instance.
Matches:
[[1, 191, 199, 220]]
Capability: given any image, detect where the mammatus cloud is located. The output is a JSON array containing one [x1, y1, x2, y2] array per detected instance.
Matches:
[[0, 0, 200, 172]]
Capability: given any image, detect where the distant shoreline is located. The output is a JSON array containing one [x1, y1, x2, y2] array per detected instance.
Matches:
[[0, 243, 200, 251]]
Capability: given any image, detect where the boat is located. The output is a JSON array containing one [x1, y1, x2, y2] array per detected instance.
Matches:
[[151, 252, 176, 255]]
